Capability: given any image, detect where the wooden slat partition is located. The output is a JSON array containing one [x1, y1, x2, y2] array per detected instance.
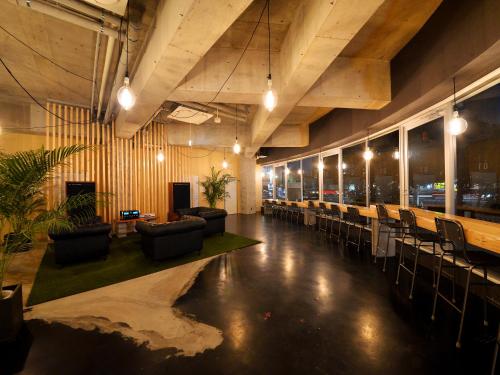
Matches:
[[44, 103, 192, 226]]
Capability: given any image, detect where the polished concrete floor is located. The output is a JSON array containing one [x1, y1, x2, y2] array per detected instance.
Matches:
[[2, 214, 498, 374]]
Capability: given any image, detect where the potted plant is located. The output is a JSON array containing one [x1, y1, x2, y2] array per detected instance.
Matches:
[[200, 166, 232, 208], [0, 145, 95, 342]]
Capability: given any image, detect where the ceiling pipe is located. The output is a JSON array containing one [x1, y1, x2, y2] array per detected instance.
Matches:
[[8, 0, 119, 39], [90, 31, 102, 123], [97, 36, 115, 121], [51, 0, 122, 27]]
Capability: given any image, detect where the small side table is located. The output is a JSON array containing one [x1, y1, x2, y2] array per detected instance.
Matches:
[[114, 216, 156, 238]]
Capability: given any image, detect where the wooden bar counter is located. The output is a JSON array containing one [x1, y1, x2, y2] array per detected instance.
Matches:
[[269, 200, 500, 255]]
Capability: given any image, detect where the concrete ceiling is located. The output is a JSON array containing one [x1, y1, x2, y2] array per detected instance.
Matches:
[[0, 0, 442, 154]]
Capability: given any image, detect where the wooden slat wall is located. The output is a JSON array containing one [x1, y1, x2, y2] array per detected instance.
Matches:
[[45, 103, 191, 225]]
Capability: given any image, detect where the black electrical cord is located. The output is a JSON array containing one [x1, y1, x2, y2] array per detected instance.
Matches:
[[0, 25, 93, 82], [204, 0, 268, 104], [0, 56, 93, 127], [267, 0, 271, 80]]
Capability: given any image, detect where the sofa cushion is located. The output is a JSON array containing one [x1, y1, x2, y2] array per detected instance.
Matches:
[[176, 207, 199, 216], [198, 209, 227, 220], [136, 216, 206, 237]]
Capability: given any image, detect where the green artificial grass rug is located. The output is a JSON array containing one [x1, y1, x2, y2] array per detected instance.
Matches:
[[27, 232, 260, 306]]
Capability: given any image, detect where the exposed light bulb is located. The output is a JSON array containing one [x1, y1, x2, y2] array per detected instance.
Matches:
[[214, 116, 222, 124], [188, 139, 192, 147], [449, 110, 468, 135], [233, 139, 241, 154], [285, 168, 290, 175], [157, 151, 165, 162], [298, 169, 302, 175], [363, 147, 374, 161], [318, 160, 324, 170], [263, 78, 277, 112], [222, 159, 228, 169], [393, 150, 400, 160], [117, 76, 136, 110], [342, 162, 347, 170]]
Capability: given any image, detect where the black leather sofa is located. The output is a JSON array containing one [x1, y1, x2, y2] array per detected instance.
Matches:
[[175, 207, 227, 236], [48, 219, 112, 265], [135, 215, 206, 261]]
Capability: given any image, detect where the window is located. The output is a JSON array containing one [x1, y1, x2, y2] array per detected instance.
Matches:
[[287, 160, 302, 201], [262, 166, 273, 199], [275, 165, 286, 199], [369, 131, 400, 204], [342, 143, 366, 205], [302, 156, 319, 201], [323, 154, 339, 202], [456, 84, 500, 222], [408, 117, 445, 210]]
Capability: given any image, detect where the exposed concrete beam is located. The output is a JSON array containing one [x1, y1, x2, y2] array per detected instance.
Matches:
[[262, 124, 309, 147], [248, 0, 385, 155], [114, 0, 253, 138], [298, 57, 390, 108], [169, 51, 390, 109]]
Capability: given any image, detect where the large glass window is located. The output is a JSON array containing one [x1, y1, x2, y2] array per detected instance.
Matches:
[[408, 118, 445, 210], [456, 84, 500, 222], [287, 160, 302, 201], [323, 154, 339, 202], [342, 143, 366, 205], [262, 166, 273, 199], [302, 156, 319, 201], [369, 131, 400, 204], [275, 165, 286, 199]]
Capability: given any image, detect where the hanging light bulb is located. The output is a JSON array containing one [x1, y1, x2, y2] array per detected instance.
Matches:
[[263, 1, 277, 112], [318, 160, 324, 170], [298, 169, 302, 175], [117, 76, 136, 110], [263, 76, 277, 112], [222, 159, 229, 169], [363, 147, 374, 161], [117, 2, 135, 111], [448, 77, 468, 136], [188, 139, 192, 147], [392, 149, 400, 160], [157, 150, 165, 162], [233, 138, 241, 154], [188, 123, 193, 146], [449, 110, 468, 135], [342, 162, 347, 170], [285, 167, 290, 175]]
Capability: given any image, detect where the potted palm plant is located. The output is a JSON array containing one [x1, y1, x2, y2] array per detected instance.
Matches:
[[200, 166, 232, 208], [0, 145, 95, 342]]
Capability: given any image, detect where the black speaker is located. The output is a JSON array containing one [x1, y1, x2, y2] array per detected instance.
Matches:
[[170, 182, 190, 212]]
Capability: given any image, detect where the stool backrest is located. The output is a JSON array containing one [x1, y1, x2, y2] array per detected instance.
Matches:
[[435, 217, 468, 261], [330, 204, 341, 217], [376, 204, 389, 221], [281, 201, 287, 206], [308, 200, 315, 208], [319, 202, 327, 210], [398, 209, 416, 233], [291, 202, 298, 208], [347, 206, 360, 222]]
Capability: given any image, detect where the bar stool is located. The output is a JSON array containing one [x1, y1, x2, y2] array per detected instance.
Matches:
[[271, 200, 280, 218], [289, 202, 302, 224], [431, 217, 500, 348], [328, 204, 343, 243], [317, 202, 328, 233], [374, 204, 405, 272], [280, 201, 288, 220], [305, 200, 318, 227], [395, 209, 438, 299], [345, 207, 365, 253]]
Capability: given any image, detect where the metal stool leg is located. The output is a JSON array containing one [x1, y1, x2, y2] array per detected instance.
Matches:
[[431, 252, 445, 321], [374, 222, 383, 263], [357, 224, 362, 253], [484, 267, 489, 327], [395, 234, 406, 286], [491, 323, 500, 375], [456, 267, 473, 349], [382, 227, 392, 272], [409, 242, 421, 300]]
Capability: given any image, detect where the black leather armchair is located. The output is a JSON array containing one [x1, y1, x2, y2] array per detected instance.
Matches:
[[135, 215, 206, 261], [175, 207, 227, 236], [49, 219, 112, 265]]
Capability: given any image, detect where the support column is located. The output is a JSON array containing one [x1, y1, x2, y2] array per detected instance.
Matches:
[[239, 156, 256, 214]]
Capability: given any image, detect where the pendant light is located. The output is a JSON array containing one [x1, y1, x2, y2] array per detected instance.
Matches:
[[363, 131, 373, 161], [263, 0, 277, 112], [222, 148, 228, 168], [233, 105, 241, 154], [392, 148, 400, 160], [188, 123, 193, 147], [448, 77, 468, 135], [157, 150, 165, 162], [117, 1, 136, 110]]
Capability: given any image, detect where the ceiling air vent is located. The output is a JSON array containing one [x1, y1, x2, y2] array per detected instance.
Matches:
[[167, 105, 214, 125]]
